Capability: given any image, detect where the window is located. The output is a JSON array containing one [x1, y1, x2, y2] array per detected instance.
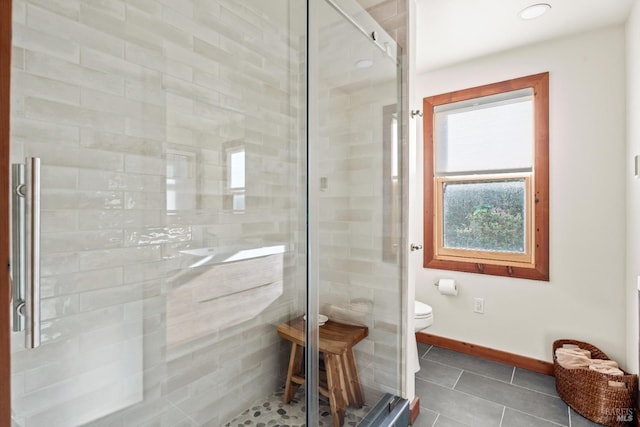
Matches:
[[423, 73, 549, 280], [166, 149, 197, 212], [225, 145, 245, 212], [383, 104, 400, 263]]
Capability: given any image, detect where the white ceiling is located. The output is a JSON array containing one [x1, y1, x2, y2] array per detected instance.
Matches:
[[415, 0, 635, 73]]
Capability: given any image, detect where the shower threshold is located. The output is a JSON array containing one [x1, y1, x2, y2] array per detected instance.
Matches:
[[224, 386, 373, 427]]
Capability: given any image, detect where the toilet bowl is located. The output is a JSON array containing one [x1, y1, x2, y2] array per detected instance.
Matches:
[[413, 300, 433, 373], [414, 300, 433, 332]]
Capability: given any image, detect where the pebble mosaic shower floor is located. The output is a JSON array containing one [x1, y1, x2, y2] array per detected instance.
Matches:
[[224, 387, 372, 427]]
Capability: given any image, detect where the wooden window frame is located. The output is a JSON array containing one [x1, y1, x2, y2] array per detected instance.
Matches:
[[423, 73, 549, 281]]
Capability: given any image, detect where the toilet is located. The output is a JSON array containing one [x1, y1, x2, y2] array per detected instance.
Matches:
[[413, 300, 433, 373], [414, 300, 433, 332]]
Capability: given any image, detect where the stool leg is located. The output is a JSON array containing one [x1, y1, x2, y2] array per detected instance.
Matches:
[[335, 353, 349, 407], [324, 353, 346, 427], [342, 348, 364, 407], [283, 342, 303, 403]]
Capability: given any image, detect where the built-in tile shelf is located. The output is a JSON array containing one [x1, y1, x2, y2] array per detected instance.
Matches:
[[166, 250, 285, 353], [180, 244, 286, 267]]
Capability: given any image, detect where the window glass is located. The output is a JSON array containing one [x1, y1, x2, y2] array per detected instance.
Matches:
[[435, 89, 533, 174], [229, 150, 245, 190], [442, 179, 526, 253]]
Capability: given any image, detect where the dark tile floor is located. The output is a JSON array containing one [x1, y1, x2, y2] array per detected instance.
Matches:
[[413, 343, 603, 427]]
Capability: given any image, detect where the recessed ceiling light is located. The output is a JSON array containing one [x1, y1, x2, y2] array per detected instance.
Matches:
[[519, 3, 551, 20], [355, 59, 374, 69]]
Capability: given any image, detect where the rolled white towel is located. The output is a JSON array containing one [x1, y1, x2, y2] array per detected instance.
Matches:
[[589, 363, 623, 376], [555, 348, 592, 369], [589, 358, 619, 369], [555, 347, 591, 358], [608, 380, 626, 388]]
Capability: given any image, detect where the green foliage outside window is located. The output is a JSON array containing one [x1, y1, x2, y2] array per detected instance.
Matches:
[[443, 180, 525, 253]]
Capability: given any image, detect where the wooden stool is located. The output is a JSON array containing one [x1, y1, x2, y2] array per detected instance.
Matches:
[[277, 317, 368, 427]]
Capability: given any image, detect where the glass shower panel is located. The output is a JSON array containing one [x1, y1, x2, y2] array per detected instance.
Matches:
[[314, 0, 404, 422], [9, 1, 306, 426]]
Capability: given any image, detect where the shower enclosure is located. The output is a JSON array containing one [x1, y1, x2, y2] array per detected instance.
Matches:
[[5, 0, 404, 425]]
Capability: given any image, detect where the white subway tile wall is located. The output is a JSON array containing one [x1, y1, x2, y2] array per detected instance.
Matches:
[[10, 0, 303, 425]]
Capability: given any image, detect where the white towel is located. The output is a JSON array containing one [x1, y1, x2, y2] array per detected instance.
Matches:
[[555, 347, 624, 375], [589, 361, 623, 376], [555, 348, 592, 368], [608, 380, 626, 388]]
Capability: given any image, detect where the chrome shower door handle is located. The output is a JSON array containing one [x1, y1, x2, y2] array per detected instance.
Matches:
[[11, 157, 42, 349]]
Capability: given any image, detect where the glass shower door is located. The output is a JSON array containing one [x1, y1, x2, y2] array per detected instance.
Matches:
[[8, 1, 306, 425], [309, 0, 404, 423]]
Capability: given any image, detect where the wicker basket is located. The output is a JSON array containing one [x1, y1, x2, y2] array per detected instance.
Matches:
[[553, 339, 638, 426]]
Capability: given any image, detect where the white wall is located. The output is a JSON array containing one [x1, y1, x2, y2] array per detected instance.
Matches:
[[415, 26, 628, 366], [626, 1, 640, 375]]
